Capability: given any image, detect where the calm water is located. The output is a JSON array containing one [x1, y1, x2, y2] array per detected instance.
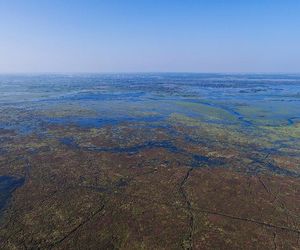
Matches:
[[0, 73, 300, 132]]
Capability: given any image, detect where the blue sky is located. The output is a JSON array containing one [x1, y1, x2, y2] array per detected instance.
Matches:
[[0, 0, 299, 73]]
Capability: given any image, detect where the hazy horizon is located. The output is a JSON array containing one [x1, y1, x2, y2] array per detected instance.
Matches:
[[1, 1, 300, 73], [11, 71, 300, 75]]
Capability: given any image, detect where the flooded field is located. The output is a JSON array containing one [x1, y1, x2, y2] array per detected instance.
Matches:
[[0, 73, 300, 249]]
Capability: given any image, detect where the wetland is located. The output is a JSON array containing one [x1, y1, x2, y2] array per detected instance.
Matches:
[[0, 73, 300, 249]]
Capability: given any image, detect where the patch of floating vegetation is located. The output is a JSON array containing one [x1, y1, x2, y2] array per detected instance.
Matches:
[[259, 122, 300, 150], [236, 103, 300, 126], [173, 101, 238, 123], [168, 113, 253, 144], [168, 113, 285, 152], [168, 113, 204, 127], [38, 104, 98, 118]]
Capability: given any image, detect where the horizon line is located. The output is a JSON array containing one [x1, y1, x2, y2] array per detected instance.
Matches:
[[1, 71, 300, 75]]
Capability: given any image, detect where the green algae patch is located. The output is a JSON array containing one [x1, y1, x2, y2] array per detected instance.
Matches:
[[39, 104, 98, 118], [169, 113, 202, 127], [126, 110, 159, 117], [236, 104, 300, 126], [168, 113, 263, 147], [174, 101, 237, 122], [259, 122, 300, 146]]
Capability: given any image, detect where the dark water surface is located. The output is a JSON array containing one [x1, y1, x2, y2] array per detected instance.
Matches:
[[0, 176, 24, 211]]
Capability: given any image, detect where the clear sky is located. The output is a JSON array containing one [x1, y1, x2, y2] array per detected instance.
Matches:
[[0, 0, 300, 73]]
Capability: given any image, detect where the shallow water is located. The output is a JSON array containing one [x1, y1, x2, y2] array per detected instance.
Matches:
[[0, 176, 24, 211], [1, 73, 300, 131]]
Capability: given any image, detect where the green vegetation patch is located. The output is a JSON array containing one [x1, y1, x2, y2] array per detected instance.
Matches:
[[174, 101, 237, 122], [38, 104, 98, 118], [259, 122, 300, 145]]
